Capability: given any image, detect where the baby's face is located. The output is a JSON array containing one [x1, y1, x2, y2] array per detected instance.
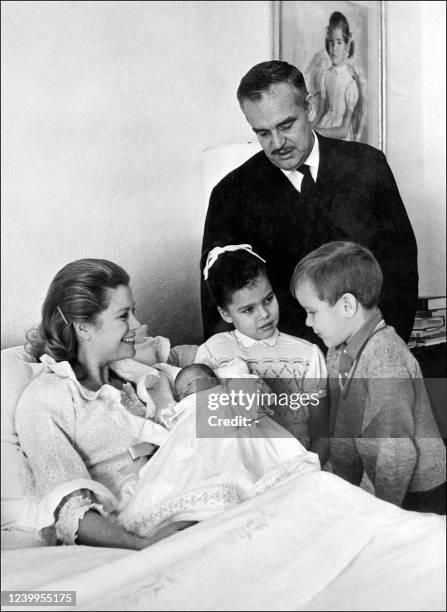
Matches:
[[176, 373, 218, 401]]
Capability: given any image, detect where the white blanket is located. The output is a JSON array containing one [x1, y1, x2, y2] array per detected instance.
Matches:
[[2, 471, 445, 611], [118, 391, 318, 536]]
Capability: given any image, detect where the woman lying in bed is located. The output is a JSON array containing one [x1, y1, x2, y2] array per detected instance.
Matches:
[[15, 258, 317, 550]]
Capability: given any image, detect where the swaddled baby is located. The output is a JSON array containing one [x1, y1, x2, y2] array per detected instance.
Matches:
[[172, 360, 276, 436], [173, 363, 219, 402], [118, 361, 318, 538]]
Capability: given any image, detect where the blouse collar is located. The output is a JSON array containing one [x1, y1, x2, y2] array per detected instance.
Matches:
[[39, 354, 159, 402], [233, 328, 280, 349]]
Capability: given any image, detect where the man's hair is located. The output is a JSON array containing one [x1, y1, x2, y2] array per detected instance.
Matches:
[[203, 245, 268, 308], [237, 60, 308, 106], [290, 241, 383, 308]]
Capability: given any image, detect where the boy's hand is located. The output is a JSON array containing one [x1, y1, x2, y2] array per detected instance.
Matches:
[[310, 437, 330, 468]]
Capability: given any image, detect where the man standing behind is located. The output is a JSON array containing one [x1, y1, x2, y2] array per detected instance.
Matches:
[[201, 61, 418, 346]]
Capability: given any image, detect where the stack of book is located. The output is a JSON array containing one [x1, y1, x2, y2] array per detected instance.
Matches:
[[409, 295, 446, 348]]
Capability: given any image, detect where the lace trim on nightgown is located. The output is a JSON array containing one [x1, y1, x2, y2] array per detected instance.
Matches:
[[55, 489, 106, 545]]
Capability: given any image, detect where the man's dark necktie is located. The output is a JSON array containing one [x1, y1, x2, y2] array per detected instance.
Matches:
[[298, 163, 314, 199]]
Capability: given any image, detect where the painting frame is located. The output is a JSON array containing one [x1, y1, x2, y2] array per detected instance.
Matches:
[[272, 1, 386, 151]]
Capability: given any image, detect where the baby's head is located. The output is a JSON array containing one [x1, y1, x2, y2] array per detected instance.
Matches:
[[290, 241, 382, 348], [174, 363, 219, 401], [325, 11, 354, 66], [203, 244, 279, 341]]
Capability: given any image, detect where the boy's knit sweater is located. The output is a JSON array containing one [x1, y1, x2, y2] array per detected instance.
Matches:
[[327, 325, 445, 507]]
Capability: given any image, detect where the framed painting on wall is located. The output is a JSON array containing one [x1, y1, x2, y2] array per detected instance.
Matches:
[[273, 1, 385, 151]]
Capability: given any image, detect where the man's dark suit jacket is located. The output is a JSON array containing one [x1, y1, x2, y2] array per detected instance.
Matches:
[[201, 134, 418, 346]]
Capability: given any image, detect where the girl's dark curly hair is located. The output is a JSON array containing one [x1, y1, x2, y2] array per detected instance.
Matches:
[[202, 242, 268, 308]]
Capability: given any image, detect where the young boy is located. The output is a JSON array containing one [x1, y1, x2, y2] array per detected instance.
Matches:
[[291, 241, 446, 513]]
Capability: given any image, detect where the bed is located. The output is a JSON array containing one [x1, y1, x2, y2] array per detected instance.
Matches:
[[1, 339, 446, 611]]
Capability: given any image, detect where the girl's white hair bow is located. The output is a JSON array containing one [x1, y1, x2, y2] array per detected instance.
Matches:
[[203, 244, 266, 280]]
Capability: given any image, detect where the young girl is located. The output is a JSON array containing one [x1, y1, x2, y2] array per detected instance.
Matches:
[[196, 243, 329, 463], [312, 11, 364, 142]]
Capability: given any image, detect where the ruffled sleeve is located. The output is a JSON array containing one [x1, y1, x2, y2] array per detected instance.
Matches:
[[345, 77, 359, 112], [55, 489, 107, 545]]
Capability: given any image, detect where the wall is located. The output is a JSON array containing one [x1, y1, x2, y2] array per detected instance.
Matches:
[[386, 0, 446, 296], [2, 1, 445, 349], [1, 0, 270, 347]]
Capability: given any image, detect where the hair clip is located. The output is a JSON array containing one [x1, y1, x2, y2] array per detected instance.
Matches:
[[57, 305, 69, 325]]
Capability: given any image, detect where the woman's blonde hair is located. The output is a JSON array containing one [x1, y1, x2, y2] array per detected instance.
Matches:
[[26, 258, 129, 364]]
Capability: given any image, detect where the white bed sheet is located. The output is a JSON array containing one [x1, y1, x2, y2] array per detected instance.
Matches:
[[2, 471, 445, 611]]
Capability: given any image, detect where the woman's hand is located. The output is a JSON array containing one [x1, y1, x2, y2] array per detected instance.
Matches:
[[77, 510, 197, 550], [141, 520, 199, 548]]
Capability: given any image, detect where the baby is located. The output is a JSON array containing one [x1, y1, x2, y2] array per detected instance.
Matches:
[[174, 363, 219, 402], [174, 361, 277, 433]]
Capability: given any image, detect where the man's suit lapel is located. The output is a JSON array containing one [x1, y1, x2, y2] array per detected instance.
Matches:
[[311, 133, 346, 220], [314, 134, 367, 243], [315, 133, 340, 191], [304, 134, 344, 242]]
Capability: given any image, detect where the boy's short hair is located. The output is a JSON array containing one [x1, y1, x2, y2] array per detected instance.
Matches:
[[203, 244, 267, 307], [290, 241, 383, 308]]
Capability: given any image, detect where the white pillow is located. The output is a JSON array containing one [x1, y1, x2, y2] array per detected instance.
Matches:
[[1, 346, 45, 546], [134, 326, 171, 365]]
